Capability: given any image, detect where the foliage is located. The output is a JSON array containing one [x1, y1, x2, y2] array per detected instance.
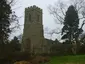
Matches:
[[10, 36, 21, 52], [61, 5, 80, 42], [0, 51, 31, 64], [0, 0, 12, 44], [78, 44, 85, 54], [0, 0, 21, 64], [48, 0, 85, 54], [0, 0, 20, 54]]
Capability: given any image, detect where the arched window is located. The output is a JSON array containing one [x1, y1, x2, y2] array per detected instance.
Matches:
[[37, 15, 40, 22], [29, 14, 31, 21]]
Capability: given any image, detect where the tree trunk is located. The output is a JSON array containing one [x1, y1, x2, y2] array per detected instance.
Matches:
[[71, 41, 77, 55]]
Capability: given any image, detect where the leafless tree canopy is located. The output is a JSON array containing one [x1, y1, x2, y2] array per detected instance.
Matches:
[[48, 0, 85, 26], [48, 0, 85, 36], [8, 0, 22, 32]]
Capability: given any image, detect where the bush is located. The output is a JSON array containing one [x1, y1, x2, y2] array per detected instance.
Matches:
[[0, 51, 31, 64], [78, 44, 85, 54]]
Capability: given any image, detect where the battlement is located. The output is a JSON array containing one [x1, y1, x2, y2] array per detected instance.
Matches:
[[25, 5, 42, 12]]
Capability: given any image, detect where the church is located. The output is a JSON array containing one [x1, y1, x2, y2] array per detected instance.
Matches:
[[22, 5, 50, 54], [21, 5, 78, 55]]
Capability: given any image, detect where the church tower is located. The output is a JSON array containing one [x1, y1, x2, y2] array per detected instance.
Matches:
[[22, 5, 44, 54]]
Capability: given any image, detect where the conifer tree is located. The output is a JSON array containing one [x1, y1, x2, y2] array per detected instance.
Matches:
[[61, 5, 80, 43], [0, 0, 12, 44]]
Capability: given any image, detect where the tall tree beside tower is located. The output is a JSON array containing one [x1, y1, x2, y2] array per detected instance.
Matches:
[[0, 0, 12, 44], [61, 5, 79, 42], [61, 5, 82, 54], [0, 0, 20, 54], [48, 0, 85, 54]]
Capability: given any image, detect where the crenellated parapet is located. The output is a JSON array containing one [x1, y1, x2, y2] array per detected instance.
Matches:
[[25, 5, 42, 13]]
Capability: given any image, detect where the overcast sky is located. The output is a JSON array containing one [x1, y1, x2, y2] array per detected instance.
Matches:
[[11, 0, 85, 41]]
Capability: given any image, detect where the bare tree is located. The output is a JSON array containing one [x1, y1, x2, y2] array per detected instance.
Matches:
[[6, 0, 22, 38], [48, 0, 67, 24], [44, 27, 61, 40], [8, 0, 22, 31], [48, 0, 85, 29]]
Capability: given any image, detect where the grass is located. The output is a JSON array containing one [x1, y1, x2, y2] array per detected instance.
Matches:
[[47, 55, 85, 64]]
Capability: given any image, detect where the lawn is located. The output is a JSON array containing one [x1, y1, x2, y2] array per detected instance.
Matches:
[[47, 55, 85, 64]]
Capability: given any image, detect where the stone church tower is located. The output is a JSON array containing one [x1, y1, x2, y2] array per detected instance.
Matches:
[[22, 5, 45, 54]]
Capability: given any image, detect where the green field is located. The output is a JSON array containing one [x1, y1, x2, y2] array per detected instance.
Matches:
[[47, 55, 85, 64]]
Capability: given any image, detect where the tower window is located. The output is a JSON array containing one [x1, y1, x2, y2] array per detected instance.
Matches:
[[37, 15, 40, 22], [29, 14, 31, 21]]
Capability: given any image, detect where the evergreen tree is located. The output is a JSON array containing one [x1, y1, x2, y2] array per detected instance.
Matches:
[[61, 5, 80, 43], [10, 36, 21, 52], [0, 0, 12, 44], [61, 5, 84, 54]]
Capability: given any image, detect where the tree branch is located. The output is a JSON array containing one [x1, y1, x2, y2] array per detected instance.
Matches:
[[59, 2, 66, 16], [53, 13, 63, 24], [48, 5, 64, 24], [77, 5, 83, 12], [7, 0, 14, 5], [53, 10, 64, 23], [60, 7, 65, 16], [80, 20, 85, 29], [79, 17, 85, 19]]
